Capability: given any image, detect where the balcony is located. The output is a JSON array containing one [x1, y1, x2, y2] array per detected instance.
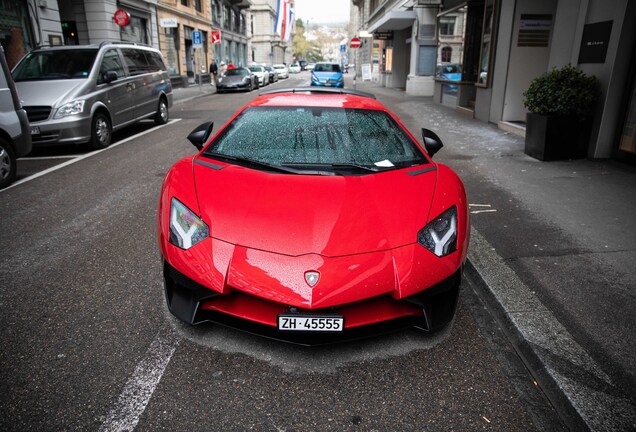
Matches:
[[227, 0, 252, 9]]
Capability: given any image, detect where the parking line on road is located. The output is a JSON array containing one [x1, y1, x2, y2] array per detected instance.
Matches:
[[99, 331, 180, 432], [1, 119, 182, 193]]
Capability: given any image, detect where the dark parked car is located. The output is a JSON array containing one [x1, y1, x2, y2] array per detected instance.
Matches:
[[0, 45, 31, 189], [264, 66, 278, 83], [216, 67, 259, 93]]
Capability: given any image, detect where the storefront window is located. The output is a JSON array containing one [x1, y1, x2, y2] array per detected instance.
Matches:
[[436, 4, 467, 83], [477, 0, 496, 87], [120, 15, 148, 44], [0, 1, 35, 68], [163, 27, 180, 76], [619, 71, 636, 156]]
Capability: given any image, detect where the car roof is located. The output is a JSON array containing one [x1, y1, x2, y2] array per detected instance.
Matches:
[[29, 42, 157, 53], [250, 88, 383, 110]]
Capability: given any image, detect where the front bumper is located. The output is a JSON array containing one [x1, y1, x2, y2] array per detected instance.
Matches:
[[217, 83, 250, 92], [310, 80, 344, 88], [163, 259, 461, 345]]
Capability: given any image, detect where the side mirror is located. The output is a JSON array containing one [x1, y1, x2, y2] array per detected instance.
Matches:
[[187, 121, 214, 150], [421, 128, 444, 158], [103, 71, 118, 83]]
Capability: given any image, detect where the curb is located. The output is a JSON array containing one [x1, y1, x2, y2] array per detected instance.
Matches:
[[465, 227, 636, 432]]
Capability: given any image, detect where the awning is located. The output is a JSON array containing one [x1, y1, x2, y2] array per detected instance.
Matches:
[[368, 10, 417, 32]]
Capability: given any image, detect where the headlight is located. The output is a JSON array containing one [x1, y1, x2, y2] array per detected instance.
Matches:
[[417, 206, 457, 257], [53, 100, 85, 119], [311, 74, 319, 83], [169, 198, 209, 249]]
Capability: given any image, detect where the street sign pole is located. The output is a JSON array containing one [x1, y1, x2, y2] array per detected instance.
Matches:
[[350, 37, 361, 90], [192, 31, 203, 91]]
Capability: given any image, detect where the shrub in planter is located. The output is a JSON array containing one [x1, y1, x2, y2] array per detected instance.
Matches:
[[523, 65, 599, 160]]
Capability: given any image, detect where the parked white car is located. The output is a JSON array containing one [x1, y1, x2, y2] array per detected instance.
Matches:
[[273, 64, 289, 79], [288, 63, 301, 74], [248, 66, 269, 86]]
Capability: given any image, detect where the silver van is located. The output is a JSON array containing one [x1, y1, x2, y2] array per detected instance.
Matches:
[[0, 45, 31, 189], [12, 42, 173, 149]]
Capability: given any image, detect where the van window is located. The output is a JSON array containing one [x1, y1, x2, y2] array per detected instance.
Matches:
[[98, 50, 126, 84], [122, 49, 150, 76], [13, 49, 98, 81], [146, 52, 166, 72]]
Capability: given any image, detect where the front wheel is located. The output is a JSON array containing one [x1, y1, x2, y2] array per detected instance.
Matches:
[[89, 112, 112, 150], [0, 138, 17, 189], [154, 98, 169, 125]]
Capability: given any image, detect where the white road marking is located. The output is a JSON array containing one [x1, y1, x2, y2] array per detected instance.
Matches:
[[99, 331, 180, 432], [2, 119, 181, 193], [469, 204, 496, 214], [18, 155, 85, 160]]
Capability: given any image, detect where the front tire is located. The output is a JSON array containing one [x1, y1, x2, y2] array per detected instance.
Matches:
[[0, 138, 17, 189], [154, 98, 169, 125], [89, 112, 112, 150]]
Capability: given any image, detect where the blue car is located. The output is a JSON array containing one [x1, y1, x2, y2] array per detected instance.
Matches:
[[311, 62, 344, 88]]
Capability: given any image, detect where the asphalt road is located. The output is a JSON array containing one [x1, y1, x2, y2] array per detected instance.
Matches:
[[1, 74, 563, 431]]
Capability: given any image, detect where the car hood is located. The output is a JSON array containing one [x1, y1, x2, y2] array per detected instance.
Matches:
[[193, 160, 437, 257], [15, 79, 86, 107], [220, 75, 249, 84]]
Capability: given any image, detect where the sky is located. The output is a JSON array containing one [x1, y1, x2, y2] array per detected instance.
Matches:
[[293, 0, 350, 25]]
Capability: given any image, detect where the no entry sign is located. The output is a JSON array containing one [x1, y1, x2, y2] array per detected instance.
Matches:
[[350, 37, 362, 49], [113, 9, 130, 27]]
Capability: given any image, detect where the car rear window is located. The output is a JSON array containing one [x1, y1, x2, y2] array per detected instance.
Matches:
[[204, 106, 427, 172], [314, 64, 341, 73], [12, 49, 98, 81]]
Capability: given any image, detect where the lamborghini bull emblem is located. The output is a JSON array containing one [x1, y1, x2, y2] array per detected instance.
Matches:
[[304, 271, 320, 287]]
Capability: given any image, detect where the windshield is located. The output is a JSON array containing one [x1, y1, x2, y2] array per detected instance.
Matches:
[[248, 67, 262, 72], [314, 64, 341, 73], [13, 49, 98, 81], [226, 69, 248, 76], [203, 106, 427, 174]]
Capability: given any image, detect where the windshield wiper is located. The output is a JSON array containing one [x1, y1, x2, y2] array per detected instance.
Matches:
[[204, 152, 301, 174], [282, 162, 380, 173]]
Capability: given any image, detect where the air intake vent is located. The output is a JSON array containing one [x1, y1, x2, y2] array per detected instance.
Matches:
[[24, 106, 52, 122]]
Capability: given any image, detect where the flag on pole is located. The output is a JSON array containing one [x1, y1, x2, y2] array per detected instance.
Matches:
[[274, 0, 293, 42]]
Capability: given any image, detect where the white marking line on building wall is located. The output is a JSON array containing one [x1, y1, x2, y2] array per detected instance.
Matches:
[[99, 332, 180, 432], [1, 119, 182, 193]]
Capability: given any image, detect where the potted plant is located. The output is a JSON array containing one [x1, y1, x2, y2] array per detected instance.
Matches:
[[523, 65, 599, 161]]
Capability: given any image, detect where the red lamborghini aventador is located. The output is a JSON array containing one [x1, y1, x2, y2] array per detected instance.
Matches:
[[158, 87, 469, 344]]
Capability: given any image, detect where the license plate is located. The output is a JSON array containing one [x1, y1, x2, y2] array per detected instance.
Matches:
[[278, 315, 344, 332], [30, 126, 40, 135]]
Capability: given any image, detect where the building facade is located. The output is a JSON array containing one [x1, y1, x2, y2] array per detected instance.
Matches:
[[250, 0, 292, 65], [350, 0, 442, 96], [433, 0, 636, 161], [0, 0, 257, 87]]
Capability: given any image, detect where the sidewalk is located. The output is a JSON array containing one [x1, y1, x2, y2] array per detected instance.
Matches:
[[353, 81, 636, 431], [172, 82, 216, 104]]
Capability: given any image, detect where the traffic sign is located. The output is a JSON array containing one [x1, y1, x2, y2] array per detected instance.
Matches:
[[192, 31, 202, 48], [350, 37, 362, 49], [113, 9, 130, 27]]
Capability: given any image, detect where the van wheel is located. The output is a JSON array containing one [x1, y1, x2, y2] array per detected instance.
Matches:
[[0, 138, 17, 189], [89, 112, 112, 149], [154, 98, 169, 125]]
